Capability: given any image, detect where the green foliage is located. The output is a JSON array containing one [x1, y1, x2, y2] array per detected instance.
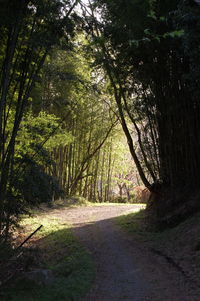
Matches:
[[10, 111, 71, 207], [2, 214, 95, 301], [0, 0, 79, 238], [17, 112, 73, 156], [14, 158, 63, 205], [116, 209, 148, 235], [34, 38, 123, 200], [89, 0, 200, 214]]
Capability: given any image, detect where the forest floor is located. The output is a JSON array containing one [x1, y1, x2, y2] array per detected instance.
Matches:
[[48, 204, 197, 301], [2, 203, 199, 301]]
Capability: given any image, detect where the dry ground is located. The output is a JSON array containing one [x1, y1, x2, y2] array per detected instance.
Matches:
[[49, 204, 197, 301]]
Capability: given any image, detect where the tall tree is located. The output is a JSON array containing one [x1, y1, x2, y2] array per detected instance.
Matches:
[[83, 0, 200, 222], [0, 0, 78, 238]]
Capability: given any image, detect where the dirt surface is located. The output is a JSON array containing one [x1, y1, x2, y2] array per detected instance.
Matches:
[[50, 204, 196, 301]]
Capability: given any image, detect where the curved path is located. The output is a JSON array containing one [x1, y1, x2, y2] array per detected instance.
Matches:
[[51, 204, 194, 301]]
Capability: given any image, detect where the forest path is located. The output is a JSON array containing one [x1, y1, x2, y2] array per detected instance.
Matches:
[[51, 204, 193, 301]]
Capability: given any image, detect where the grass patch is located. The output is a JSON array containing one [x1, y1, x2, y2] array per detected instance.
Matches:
[[87, 202, 146, 208], [116, 209, 200, 249], [54, 196, 92, 208], [29, 198, 145, 217], [28, 197, 92, 215], [116, 209, 165, 242], [52, 198, 145, 208], [1, 214, 95, 301], [117, 210, 149, 235]]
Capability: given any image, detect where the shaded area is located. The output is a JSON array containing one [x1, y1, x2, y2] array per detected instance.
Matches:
[[1, 220, 94, 301], [51, 205, 193, 301], [74, 219, 149, 301], [118, 209, 200, 298], [1, 204, 195, 301]]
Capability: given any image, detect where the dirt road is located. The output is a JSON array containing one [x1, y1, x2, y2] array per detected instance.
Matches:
[[51, 204, 195, 301]]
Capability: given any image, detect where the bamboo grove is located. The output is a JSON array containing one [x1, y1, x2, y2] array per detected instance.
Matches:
[[84, 0, 200, 223], [0, 0, 200, 238], [41, 48, 136, 203], [0, 0, 137, 239]]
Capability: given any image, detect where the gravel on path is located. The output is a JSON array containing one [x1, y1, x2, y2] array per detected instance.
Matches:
[[51, 204, 195, 301]]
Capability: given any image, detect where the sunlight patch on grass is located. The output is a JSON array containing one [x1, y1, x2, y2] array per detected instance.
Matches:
[[116, 208, 196, 244], [117, 210, 146, 233], [2, 214, 95, 301], [116, 209, 158, 241], [88, 202, 146, 207]]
